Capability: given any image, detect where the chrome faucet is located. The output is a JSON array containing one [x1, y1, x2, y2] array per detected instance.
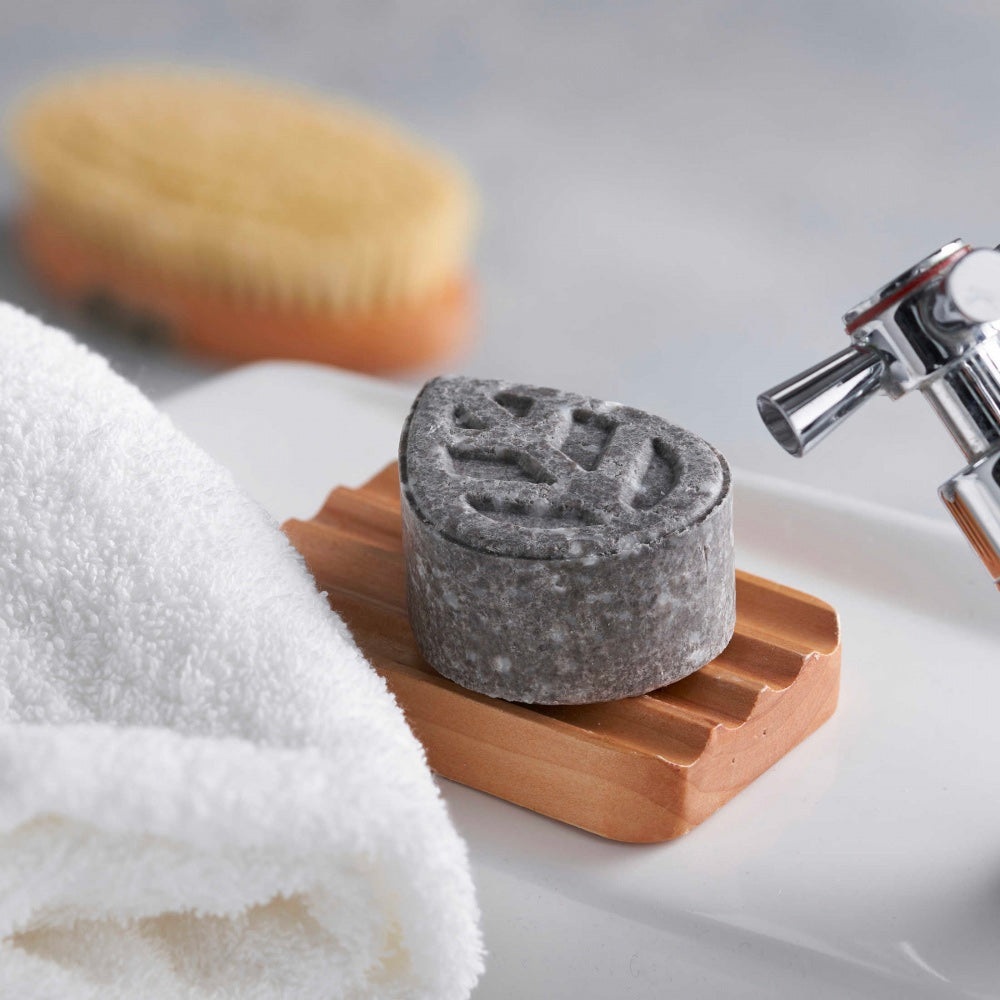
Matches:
[[757, 240, 1000, 586]]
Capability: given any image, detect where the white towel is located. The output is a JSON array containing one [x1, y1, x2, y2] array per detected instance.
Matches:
[[0, 304, 483, 999]]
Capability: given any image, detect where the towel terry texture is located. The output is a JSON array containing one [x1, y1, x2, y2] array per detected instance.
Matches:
[[0, 304, 483, 999]]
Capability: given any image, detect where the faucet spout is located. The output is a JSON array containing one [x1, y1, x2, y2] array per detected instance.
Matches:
[[756, 346, 885, 457]]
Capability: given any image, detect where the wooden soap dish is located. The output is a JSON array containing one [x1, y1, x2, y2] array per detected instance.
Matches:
[[284, 464, 841, 843]]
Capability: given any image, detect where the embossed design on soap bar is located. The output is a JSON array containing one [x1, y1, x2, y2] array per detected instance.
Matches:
[[561, 408, 616, 472], [403, 376, 726, 562]]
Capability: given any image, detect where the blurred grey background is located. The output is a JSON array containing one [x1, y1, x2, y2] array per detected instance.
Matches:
[[2, 0, 998, 518]]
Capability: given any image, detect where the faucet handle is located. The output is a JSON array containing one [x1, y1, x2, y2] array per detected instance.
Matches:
[[935, 248, 1000, 326], [756, 345, 885, 457]]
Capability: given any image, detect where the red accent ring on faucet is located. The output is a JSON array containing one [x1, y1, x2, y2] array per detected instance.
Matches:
[[845, 246, 972, 335]]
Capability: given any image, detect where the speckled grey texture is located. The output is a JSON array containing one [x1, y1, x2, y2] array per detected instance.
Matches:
[[399, 376, 735, 704]]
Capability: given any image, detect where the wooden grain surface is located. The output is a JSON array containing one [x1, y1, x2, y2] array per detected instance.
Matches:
[[284, 463, 841, 843]]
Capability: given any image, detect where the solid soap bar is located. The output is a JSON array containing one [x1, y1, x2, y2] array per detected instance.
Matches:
[[398, 376, 736, 704]]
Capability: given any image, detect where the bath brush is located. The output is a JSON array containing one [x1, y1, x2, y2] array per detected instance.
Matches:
[[9, 68, 477, 372]]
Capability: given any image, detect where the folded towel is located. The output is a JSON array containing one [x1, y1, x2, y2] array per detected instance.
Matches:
[[0, 304, 483, 999]]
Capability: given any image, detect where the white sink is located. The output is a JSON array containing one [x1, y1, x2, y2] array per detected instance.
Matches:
[[164, 361, 1000, 999]]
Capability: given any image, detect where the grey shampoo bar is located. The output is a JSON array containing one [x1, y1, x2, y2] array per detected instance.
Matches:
[[399, 376, 736, 704]]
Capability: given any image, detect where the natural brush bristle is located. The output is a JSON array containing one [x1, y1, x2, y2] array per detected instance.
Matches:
[[9, 68, 478, 313]]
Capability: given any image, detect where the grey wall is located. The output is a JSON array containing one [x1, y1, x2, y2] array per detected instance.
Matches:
[[2, 0, 999, 516]]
